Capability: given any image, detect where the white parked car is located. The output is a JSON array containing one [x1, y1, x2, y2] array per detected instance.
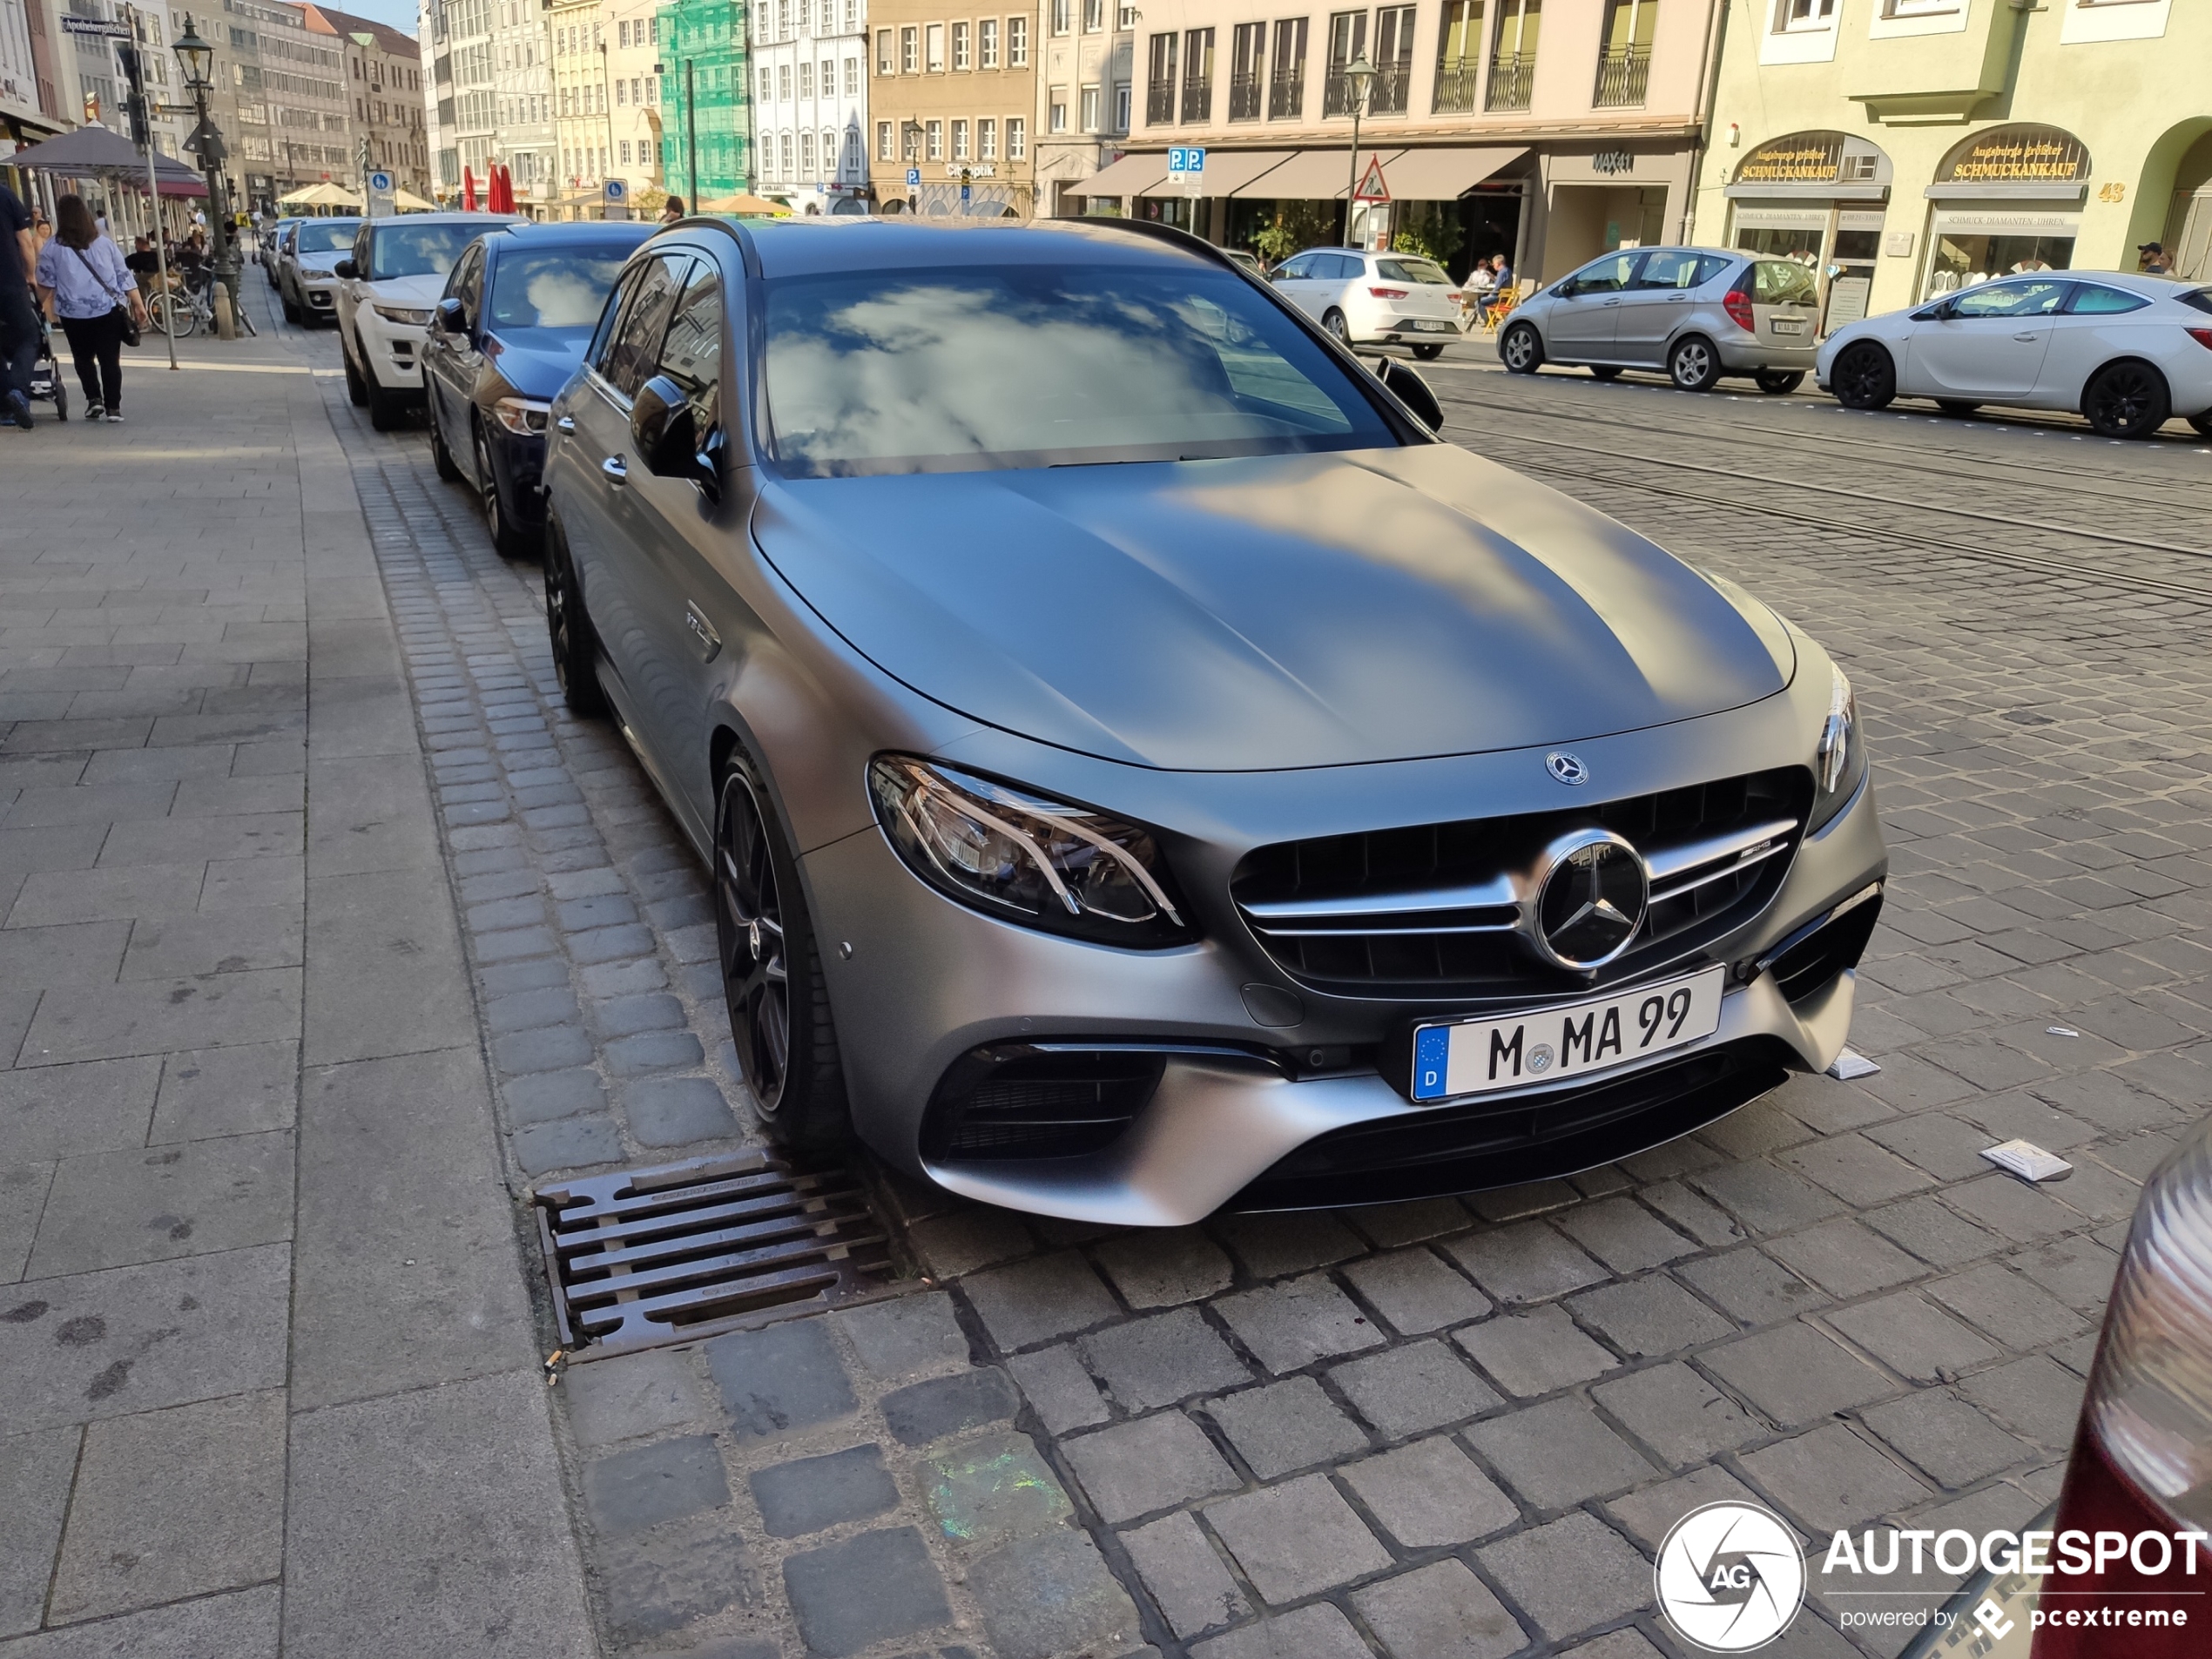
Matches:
[[336, 212, 525, 430], [1269, 246, 1462, 358], [1817, 271, 2212, 439]]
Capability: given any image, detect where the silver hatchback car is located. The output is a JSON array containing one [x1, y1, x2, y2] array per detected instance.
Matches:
[[543, 217, 1885, 1225], [1502, 246, 1822, 394]]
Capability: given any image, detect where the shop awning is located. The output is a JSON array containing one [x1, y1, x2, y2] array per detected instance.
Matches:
[[1229, 145, 1362, 200], [9, 125, 204, 191], [1076, 151, 1170, 199], [1369, 145, 1526, 201], [1138, 149, 1297, 199]]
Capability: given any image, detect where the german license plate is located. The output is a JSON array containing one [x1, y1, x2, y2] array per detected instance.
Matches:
[[1770, 318, 1807, 336], [1409, 965, 1726, 1103]]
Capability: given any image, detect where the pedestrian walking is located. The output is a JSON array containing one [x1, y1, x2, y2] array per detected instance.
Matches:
[[33, 194, 147, 425], [0, 179, 38, 428]]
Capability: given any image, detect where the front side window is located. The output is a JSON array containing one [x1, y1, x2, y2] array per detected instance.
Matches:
[[601, 254, 690, 397], [1561, 252, 1642, 295], [656, 264, 724, 439], [1949, 279, 2070, 318], [1635, 249, 1730, 290], [760, 264, 1400, 476], [488, 245, 631, 330]]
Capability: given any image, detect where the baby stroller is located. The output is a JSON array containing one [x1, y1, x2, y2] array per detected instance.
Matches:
[[25, 317, 68, 421]]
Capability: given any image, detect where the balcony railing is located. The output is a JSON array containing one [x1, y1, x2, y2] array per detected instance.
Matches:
[[1369, 62, 1408, 115], [1180, 73, 1211, 122], [1322, 69, 1355, 116], [1485, 50, 1534, 111], [1146, 78, 1174, 123], [1267, 65, 1304, 118], [1593, 44, 1649, 108], [1228, 71, 1261, 120], [1432, 59, 1478, 113]]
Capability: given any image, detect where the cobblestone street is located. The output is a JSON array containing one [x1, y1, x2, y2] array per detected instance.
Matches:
[[5, 283, 2211, 1659]]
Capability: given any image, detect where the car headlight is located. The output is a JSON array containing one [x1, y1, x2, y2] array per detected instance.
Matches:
[[1808, 662, 1865, 833], [867, 756, 1194, 947], [491, 396, 551, 435], [373, 303, 434, 327]]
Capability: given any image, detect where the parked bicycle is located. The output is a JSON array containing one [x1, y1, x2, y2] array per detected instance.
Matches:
[[149, 266, 257, 339]]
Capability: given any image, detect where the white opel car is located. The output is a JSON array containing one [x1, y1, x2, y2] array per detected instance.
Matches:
[[336, 212, 526, 429], [1269, 246, 1462, 358], [1817, 271, 2212, 439]]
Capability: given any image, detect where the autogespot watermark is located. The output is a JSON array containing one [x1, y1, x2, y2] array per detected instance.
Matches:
[[1655, 1502, 2207, 1650]]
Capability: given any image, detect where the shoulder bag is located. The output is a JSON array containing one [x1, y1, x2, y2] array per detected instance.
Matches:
[[69, 243, 141, 347]]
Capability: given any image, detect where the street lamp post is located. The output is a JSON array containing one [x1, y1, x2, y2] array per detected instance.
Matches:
[[900, 119, 922, 212], [1340, 51, 1374, 250], [172, 14, 240, 338]]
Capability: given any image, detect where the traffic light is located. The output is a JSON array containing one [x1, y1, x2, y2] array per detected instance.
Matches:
[[125, 93, 150, 146]]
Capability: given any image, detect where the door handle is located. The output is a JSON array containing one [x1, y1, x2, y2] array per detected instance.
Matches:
[[1602, 298, 1622, 306], [556, 415, 575, 433], [2012, 332, 2038, 342], [602, 455, 628, 484]]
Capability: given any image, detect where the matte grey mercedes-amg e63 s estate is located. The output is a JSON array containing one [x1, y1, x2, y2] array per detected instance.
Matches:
[[541, 216, 1885, 1227]]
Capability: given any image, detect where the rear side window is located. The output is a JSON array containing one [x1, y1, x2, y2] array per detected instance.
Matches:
[[1751, 260, 1818, 307], [1635, 251, 1731, 291], [2066, 284, 2149, 315], [1322, 253, 1363, 280]]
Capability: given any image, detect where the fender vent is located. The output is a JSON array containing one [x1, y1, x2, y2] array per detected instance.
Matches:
[[534, 1150, 892, 1358]]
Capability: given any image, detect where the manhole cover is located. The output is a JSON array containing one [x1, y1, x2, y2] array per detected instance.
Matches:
[[534, 1150, 892, 1358]]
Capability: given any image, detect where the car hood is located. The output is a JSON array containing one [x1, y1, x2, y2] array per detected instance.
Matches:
[[752, 445, 1794, 772], [367, 273, 448, 307], [296, 257, 341, 276], [484, 328, 590, 398]]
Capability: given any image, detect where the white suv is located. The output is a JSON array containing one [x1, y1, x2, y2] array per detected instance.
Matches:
[[337, 212, 525, 429], [1269, 246, 1463, 358]]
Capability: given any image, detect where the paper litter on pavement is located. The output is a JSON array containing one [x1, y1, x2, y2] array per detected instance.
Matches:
[[1826, 1049, 1881, 1081], [1981, 1139, 2074, 1184]]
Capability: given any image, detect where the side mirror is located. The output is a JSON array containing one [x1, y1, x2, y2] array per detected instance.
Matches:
[[631, 374, 719, 498], [1377, 359, 1444, 435], [437, 296, 469, 334], [334, 259, 359, 280]]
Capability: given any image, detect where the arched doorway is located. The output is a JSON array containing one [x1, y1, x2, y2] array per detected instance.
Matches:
[[1724, 131, 1892, 330], [2163, 128, 2212, 279], [1922, 125, 2092, 298]]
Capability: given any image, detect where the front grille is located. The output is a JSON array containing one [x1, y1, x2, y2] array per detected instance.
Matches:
[[1765, 887, 1883, 1004], [923, 1044, 1166, 1162], [1232, 766, 1811, 1002], [534, 1151, 890, 1357]]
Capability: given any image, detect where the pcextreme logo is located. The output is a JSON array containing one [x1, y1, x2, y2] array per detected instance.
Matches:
[[1656, 1501, 1807, 1652]]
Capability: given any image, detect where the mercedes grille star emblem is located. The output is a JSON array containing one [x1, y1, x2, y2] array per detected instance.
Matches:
[[1547, 752, 1590, 786], [1530, 828, 1649, 970]]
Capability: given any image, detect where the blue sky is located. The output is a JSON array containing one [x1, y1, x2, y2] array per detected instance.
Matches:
[[334, 0, 421, 36]]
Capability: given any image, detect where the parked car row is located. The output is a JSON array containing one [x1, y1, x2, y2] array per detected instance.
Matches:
[[1493, 243, 2212, 439]]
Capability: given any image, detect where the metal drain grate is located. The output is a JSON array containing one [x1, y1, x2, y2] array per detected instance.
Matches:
[[534, 1150, 892, 1358]]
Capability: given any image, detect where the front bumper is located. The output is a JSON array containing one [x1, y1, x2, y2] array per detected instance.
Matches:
[[802, 710, 1885, 1226], [360, 311, 429, 392], [300, 276, 341, 320]]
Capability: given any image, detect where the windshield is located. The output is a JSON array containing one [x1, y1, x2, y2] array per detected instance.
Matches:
[[762, 263, 1398, 477], [371, 223, 480, 280], [489, 246, 632, 330], [1376, 257, 1451, 286], [295, 221, 357, 254]]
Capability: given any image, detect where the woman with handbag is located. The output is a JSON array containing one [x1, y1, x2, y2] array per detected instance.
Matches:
[[32, 194, 146, 424]]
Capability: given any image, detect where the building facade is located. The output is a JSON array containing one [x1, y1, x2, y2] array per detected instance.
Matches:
[[1030, 0, 1134, 217], [601, 0, 664, 203], [655, 0, 747, 202], [305, 3, 430, 199], [1069, 0, 1724, 284], [865, 0, 1034, 215], [549, 0, 608, 210], [427, 0, 494, 197], [491, 0, 553, 203], [194, 0, 351, 213], [1694, 0, 2212, 328], [751, 0, 866, 209]]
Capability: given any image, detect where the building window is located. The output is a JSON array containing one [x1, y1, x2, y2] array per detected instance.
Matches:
[[1180, 27, 1213, 121], [877, 118, 893, 157], [1488, 0, 1539, 110], [980, 116, 997, 157], [879, 28, 895, 71], [1434, 1, 1480, 112], [828, 128, 843, 172], [1008, 116, 1026, 158], [801, 128, 815, 172], [846, 0, 859, 28], [799, 59, 813, 96], [1146, 33, 1177, 123], [953, 20, 970, 67], [1268, 17, 1308, 118], [926, 117, 942, 157], [1050, 0, 1070, 35], [1114, 80, 1130, 129], [926, 21, 944, 69], [1595, 0, 1655, 106], [1372, 5, 1413, 112], [1776, 0, 1835, 30], [779, 62, 792, 98], [846, 56, 859, 92], [781, 130, 794, 172], [953, 117, 969, 157], [1084, 0, 1103, 30], [900, 24, 917, 70], [1049, 88, 1067, 130], [1229, 21, 1264, 119], [1322, 10, 1367, 114], [1881, 0, 1957, 12], [1009, 15, 1028, 64], [1080, 82, 1100, 129]]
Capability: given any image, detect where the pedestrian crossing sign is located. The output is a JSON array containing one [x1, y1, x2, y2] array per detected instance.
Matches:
[[1354, 153, 1391, 203]]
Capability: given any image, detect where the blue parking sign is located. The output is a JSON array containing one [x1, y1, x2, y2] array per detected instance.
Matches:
[[1168, 145, 1204, 173], [907, 167, 921, 187]]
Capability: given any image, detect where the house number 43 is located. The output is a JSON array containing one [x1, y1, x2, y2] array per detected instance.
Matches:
[[2097, 182, 2126, 203]]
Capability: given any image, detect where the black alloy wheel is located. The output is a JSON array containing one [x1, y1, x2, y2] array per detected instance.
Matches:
[[1589, 365, 1622, 381], [1411, 342, 1444, 361], [1500, 322, 1542, 374], [1831, 341, 1897, 410], [1668, 335, 1723, 393], [543, 522, 606, 717], [474, 422, 533, 558], [1323, 308, 1351, 344], [714, 762, 852, 1153], [1935, 400, 1981, 417], [1757, 370, 1805, 395], [2081, 360, 2170, 440], [428, 409, 462, 481]]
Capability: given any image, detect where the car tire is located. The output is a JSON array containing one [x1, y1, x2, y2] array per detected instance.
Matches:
[[543, 518, 606, 718], [1668, 335, 1723, 393], [1411, 342, 1444, 361], [428, 410, 463, 482], [1500, 322, 1542, 374], [475, 421, 534, 558], [2190, 410, 2212, 439], [1322, 307, 1351, 345], [1757, 370, 1805, 395], [1589, 365, 1622, 381], [361, 341, 407, 431], [714, 757, 853, 1156], [2081, 360, 2170, 440], [281, 295, 300, 324], [1831, 341, 1897, 410], [341, 339, 368, 408]]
